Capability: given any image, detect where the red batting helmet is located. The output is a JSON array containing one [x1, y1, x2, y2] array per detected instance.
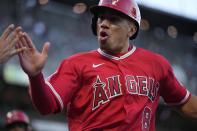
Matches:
[[90, 0, 141, 39], [5, 110, 30, 126]]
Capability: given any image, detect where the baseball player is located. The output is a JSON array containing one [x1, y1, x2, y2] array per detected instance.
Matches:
[[5, 110, 32, 131], [16, 0, 197, 131], [0, 24, 26, 64]]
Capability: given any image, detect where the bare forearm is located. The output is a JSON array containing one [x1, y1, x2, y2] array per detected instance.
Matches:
[[29, 73, 59, 115], [176, 95, 197, 118]]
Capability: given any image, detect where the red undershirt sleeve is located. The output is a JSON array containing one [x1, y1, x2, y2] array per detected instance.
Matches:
[[28, 72, 60, 115]]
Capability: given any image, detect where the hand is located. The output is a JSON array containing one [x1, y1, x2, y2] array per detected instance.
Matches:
[[0, 24, 27, 64], [16, 32, 50, 77]]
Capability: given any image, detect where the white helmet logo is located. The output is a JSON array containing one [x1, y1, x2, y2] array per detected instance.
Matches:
[[112, 0, 119, 5]]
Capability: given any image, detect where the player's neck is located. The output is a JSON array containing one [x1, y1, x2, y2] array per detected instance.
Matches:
[[103, 44, 132, 57]]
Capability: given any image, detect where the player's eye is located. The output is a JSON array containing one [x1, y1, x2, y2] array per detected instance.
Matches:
[[98, 14, 107, 20], [98, 14, 121, 23], [109, 16, 121, 22]]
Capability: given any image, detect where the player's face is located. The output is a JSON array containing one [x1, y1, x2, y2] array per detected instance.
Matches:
[[6, 123, 29, 131], [96, 11, 136, 54], [8, 127, 26, 131]]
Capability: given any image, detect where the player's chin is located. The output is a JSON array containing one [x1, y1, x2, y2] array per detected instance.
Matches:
[[99, 44, 115, 54], [98, 38, 107, 44], [99, 42, 108, 49], [98, 41, 107, 49]]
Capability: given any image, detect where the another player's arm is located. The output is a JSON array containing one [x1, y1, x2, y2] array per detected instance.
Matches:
[[0, 24, 26, 63], [174, 95, 197, 118]]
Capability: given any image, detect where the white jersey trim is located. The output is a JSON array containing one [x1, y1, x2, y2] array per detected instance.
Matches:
[[167, 90, 190, 106], [97, 46, 136, 60], [45, 81, 64, 111]]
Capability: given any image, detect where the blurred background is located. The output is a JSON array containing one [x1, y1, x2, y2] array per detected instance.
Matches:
[[0, 0, 197, 130]]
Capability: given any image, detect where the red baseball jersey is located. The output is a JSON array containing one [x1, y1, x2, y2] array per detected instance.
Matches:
[[46, 46, 190, 131]]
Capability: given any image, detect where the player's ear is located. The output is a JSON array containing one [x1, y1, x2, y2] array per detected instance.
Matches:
[[127, 21, 137, 38]]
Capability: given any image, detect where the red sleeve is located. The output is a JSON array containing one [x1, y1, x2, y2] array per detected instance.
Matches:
[[160, 57, 191, 106], [29, 73, 60, 115], [46, 58, 81, 110]]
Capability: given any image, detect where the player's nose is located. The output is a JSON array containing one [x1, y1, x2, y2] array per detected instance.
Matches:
[[100, 19, 110, 29]]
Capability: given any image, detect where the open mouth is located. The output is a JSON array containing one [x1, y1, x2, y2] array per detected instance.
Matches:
[[99, 31, 109, 41]]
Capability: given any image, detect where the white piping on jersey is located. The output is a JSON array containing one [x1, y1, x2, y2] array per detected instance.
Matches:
[[97, 46, 136, 60], [167, 90, 190, 106], [45, 81, 64, 111]]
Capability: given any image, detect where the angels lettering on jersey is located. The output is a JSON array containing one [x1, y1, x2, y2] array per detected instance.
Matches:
[[92, 75, 159, 110]]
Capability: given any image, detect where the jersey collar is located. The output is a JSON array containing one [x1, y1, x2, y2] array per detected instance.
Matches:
[[97, 46, 136, 60]]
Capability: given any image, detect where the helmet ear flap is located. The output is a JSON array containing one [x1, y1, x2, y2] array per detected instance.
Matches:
[[91, 16, 98, 36]]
